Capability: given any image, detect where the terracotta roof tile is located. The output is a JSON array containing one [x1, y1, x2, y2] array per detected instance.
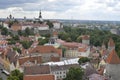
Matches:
[[78, 47, 86, 52], [24, 74, 55, 80], [106, 49, 120, 64], [53, 31, 58, 36], [31, 46, 62, 55], [19, 55, 42, 65], [50, 56, 60, 62], [24, 65, 50, 75]]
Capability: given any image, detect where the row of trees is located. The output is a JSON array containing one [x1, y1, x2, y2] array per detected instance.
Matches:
[[18, 28, 34, 37]]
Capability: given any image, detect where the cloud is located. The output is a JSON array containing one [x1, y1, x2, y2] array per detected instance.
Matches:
[[0, 0, 38, 8], [0, 0, 120, 20]]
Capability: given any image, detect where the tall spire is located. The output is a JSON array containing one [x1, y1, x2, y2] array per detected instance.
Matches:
[[101, 41, 106, 50], [108, 38, 115, 51], [39, 10, 42, 18], [108, 38, 115, 47], [9, 14, 12, 19]]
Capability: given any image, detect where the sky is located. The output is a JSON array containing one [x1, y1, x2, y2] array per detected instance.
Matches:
[[0, 0, 120, 21]]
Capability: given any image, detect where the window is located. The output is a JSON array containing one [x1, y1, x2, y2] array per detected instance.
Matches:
[[60, 72, 62, 74], [60, 76, 62, 78], [63, 75, 66, 78], [63, 71, 66, 74]]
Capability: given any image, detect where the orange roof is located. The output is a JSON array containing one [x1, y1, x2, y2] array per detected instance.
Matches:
[[51, 56, 60, 62], [82, 35, 90, 40], [24, 74, 55, 80], [31, 46, 62, 55], [53, 31, 58, 36], [106, 49, 120, 64], [19, 55, 42, 65], [78, 47, 86, 52], [108, 38, 115, 47]]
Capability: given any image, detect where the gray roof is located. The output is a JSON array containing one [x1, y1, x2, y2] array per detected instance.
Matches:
[[6, 49, 19, 65]]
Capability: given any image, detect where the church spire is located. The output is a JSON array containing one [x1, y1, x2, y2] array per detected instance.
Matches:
[[39, 10, 42, 18], [108, 38, 115, 51]]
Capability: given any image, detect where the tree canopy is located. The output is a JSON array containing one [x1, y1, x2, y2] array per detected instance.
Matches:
[[78, 57, 90, 65], [64, 67, 84, 80], [20, 41, 33, 49], [7, 69, 23, 80], [46, 20, 53, 29]]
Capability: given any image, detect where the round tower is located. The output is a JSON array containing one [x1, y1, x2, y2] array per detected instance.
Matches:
[[82, 35, 90, 45]]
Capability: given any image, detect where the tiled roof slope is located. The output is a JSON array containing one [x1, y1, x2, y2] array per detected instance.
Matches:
[[106, 49, 120, 64], [24, 75, 55, 80], [24, 65, 50, 75]]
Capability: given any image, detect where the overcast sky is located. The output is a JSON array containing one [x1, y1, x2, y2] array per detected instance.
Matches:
[[0, 0, 120, 21]]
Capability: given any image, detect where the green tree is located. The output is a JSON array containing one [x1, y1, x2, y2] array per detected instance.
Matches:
[[0, 78, 3, 80], [46, 20, 53, 28], [13, 47, 21, 54], [12, 35, 19, 41], [1, 27, 9, 35], [78, 57, 90, 65], [8, 21, 14, 28], [21, 41, 33, 49], [64, 67, 84, 80], [25, 28, 31, 36], [38, 38, 49, 45], [7, 69, 23, 80], [18, 30, 23, 36]]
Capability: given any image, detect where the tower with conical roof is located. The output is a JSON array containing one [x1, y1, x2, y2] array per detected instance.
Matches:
[[82, 35, 90, 45], [105, 49, 120, 80], [102, 41, 106, 50], [108, 38, 115, 52]]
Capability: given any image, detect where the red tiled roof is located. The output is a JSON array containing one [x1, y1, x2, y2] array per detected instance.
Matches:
[[33, 23, 49, 27], [51, 56, 60, 62], [78, 47, 86, 52], [31, 46, 62, 55], [19, 55, 42, 65], [24, 65, 50, 75], [12, 23, 22, 26], [106, 49, 120, 64], [82, 35, 90, 40], [24, 74, 55, 80], [108, 38, 115, 47], [53, 31, 58, 36]]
